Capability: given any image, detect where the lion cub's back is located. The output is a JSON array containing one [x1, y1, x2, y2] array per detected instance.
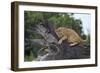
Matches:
[[64, 28, 82, 43]]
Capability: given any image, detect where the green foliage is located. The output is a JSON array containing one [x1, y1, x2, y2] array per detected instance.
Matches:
[[24, 11, 90, 61]]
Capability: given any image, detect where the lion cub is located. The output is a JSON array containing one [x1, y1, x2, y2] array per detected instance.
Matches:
[[55, 27, 87, 46]]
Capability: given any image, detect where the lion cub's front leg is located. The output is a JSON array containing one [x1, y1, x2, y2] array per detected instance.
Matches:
[[58, 36, 67, 44]]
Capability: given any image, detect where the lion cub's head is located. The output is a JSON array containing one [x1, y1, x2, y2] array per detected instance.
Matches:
[[55, 27, 66, 38]]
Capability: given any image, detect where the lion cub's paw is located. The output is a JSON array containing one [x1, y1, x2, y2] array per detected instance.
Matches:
[[70, 42, 78, 46]]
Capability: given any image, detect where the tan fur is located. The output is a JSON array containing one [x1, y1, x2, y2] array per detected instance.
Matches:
[[55, 27, 87, 46]]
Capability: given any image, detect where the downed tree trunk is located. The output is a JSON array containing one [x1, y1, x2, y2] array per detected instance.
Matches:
[[35, 41, 90, 61]]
